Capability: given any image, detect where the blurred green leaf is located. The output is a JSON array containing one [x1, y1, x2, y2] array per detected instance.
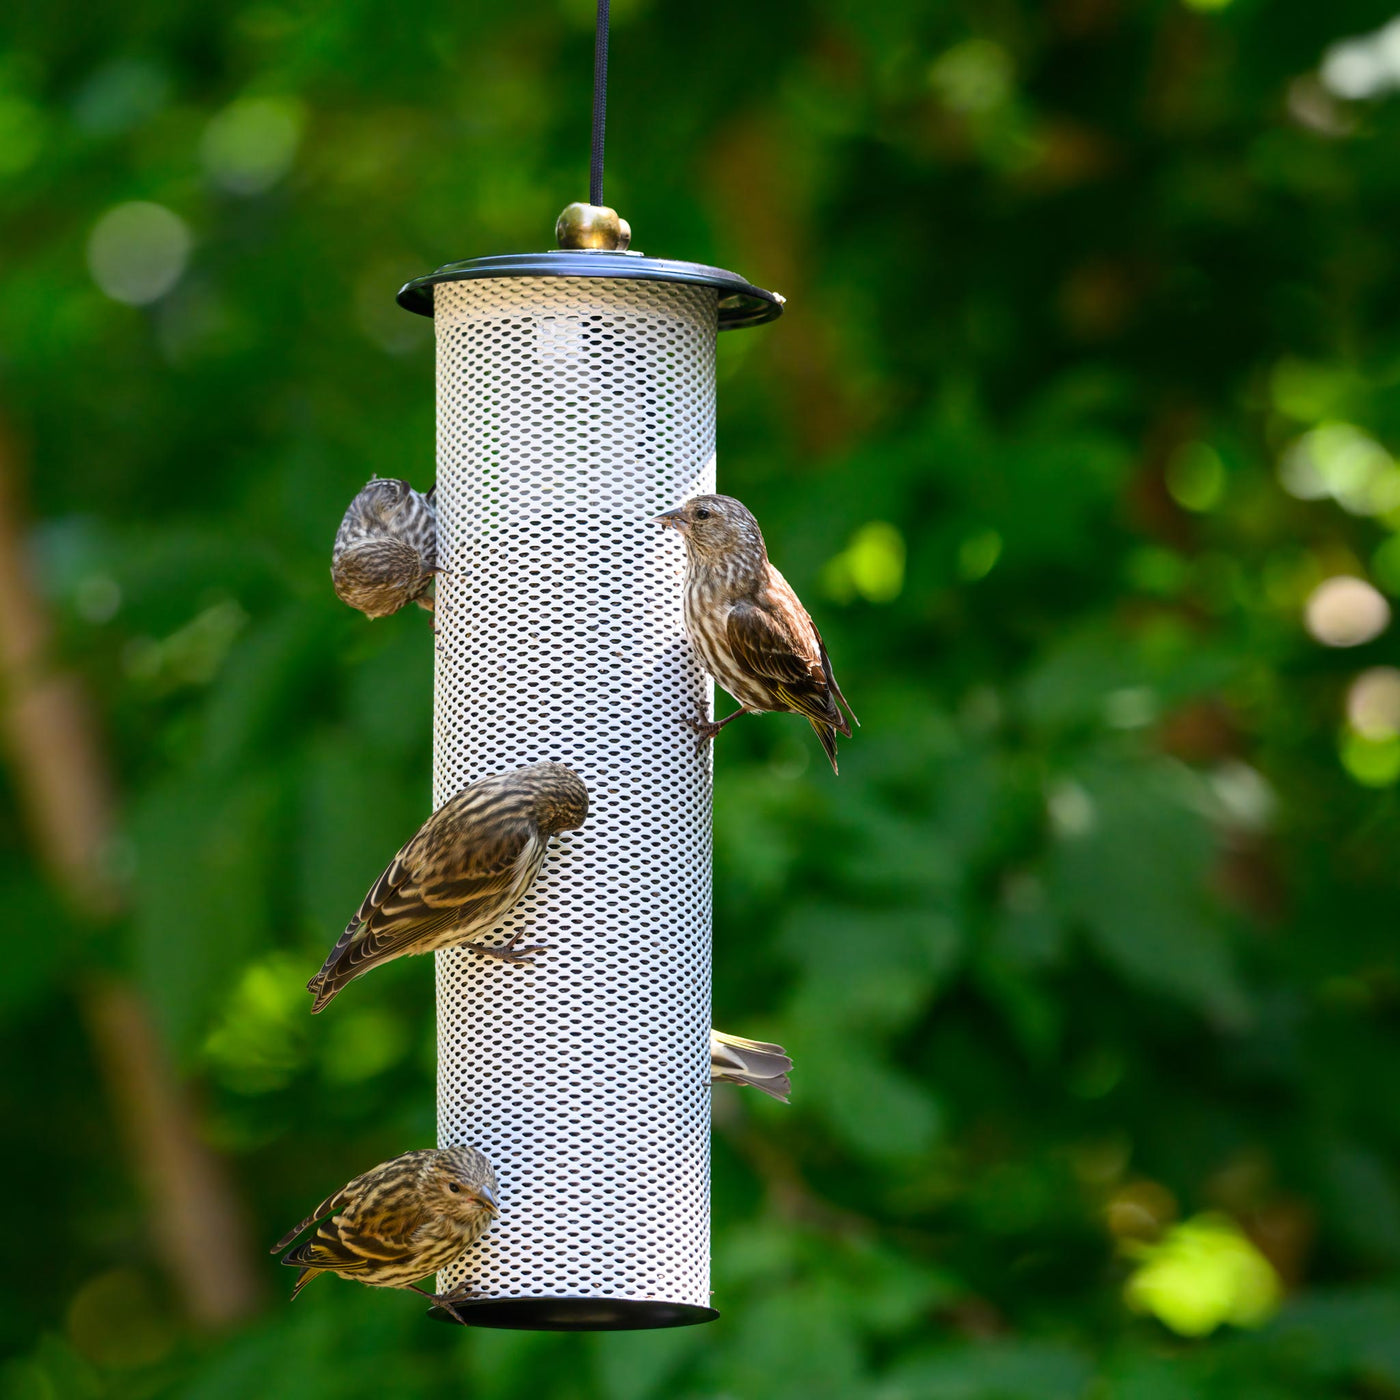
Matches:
[[1046, 760, 1248, 1022], [878, 1341, 1093, 1400], [131, 767, 280, 1053]]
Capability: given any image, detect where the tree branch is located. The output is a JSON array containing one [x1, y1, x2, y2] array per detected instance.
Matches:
[[0, 415, 263, 1328]]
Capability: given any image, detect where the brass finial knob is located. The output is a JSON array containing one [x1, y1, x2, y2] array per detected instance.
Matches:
[[556, 202, 628, 251]]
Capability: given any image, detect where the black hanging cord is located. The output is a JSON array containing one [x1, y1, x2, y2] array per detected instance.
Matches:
[[589, 0, 610, 206]]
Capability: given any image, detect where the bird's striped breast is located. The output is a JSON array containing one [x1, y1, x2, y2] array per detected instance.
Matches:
[[681, 575, 775, 712]]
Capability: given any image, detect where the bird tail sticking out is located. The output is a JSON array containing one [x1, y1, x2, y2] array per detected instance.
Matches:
[[821, 650, 859, 733], [306, 922, 361, 1013], [278, 1241, 324, 1299], [711, 1030, 793, 1103], [809, 718, 841, 776]]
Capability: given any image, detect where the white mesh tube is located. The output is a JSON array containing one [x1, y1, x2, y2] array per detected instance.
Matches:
[[431, 275, 718, 1327]]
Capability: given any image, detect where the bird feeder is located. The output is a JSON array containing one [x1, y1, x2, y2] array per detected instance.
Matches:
[[394, 6, 781, 1331]]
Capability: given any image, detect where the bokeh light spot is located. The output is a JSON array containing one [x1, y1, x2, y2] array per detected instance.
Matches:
[[1304, 576, 1389, 647], [1321, 19, 1400, 100], [203, 953, 309, 1093], [1340, 729, 1400, 787], [822, 521, 906, 603], [1048, 780, 1096, 838], [928, 39, 1014, 114], [86, 202, 191, 306], [1166, 442, 1226, 511], [1125, 1215, 1281, 1337], [200, 96, 303, 195], [1279, 423, 1400, 515], [958, 528, 1003, 582], [1347, 667, 1400, 739]]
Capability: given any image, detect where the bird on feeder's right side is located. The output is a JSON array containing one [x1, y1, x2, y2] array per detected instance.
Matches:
[[710, 1029, 792, 1102], [657, 494, 858, 774]]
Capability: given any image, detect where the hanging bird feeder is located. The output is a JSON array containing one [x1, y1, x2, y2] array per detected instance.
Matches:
[[394, 0, 781, 1331]]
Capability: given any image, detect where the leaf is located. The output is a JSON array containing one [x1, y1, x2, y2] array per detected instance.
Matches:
[[199, 602, 340, 773], [878, 1342, 1094, 1400], [130, 767, 280, 1055], [297, 730, 425, 939], [1046, 759, 1248, 1023]]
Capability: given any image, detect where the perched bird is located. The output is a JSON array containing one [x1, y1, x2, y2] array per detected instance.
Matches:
[[272, 1145, 499, 1324], [331, 477, 439, 619], [308, 762, 589, 1012], [711, 1028, 793, 1102], [657, 494, 858, 774]]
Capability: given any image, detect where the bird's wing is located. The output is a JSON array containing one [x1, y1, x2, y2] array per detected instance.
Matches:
[[270, 1154, 402, 1255], [271, 1149, 429, 1254], [271, 1180, 357, 1254], [306, 833, 423, 994], [281, 1232, 374, 1275], [309, 804, 541, 1003], [276, 1155, 436, 1266], [725, 598, 820, 686], [363, 810, 538, 931], [726, 592, 846, 732]]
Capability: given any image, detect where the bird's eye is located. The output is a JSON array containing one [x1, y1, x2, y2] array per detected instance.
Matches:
[[694, 508, 711, 520], [448, 1183, 461, 1193]]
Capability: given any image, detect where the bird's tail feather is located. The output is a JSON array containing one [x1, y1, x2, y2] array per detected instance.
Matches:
[[308, 968, 354, 1014], [711, 1030, 793, 1103], [831, 679, 859, 731], [307, 916, 369, 1012], [288, 1265, 321, 1299], [809, 717, 840, 775], [820, 650, 858, 731]]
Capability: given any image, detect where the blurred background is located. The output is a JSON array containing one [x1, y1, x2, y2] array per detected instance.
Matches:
[[5, 0, 1400, 1395]]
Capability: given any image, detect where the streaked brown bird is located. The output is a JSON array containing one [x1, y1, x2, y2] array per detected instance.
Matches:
[[272, 1145, 499, 1324], [331, 477, 439, 620], [308, 761, 589, 1012], [657, 494, 858, 774], [711, 1028, 792, 1102]]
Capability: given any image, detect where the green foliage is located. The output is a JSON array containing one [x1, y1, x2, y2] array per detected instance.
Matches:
[[5, 0, 1400, 1396]]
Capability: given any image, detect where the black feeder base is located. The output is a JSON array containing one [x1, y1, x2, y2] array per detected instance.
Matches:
[[427, 1295, 720, 1331]]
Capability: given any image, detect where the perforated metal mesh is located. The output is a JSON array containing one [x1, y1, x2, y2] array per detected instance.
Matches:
[[431, 276, 717, 1310]]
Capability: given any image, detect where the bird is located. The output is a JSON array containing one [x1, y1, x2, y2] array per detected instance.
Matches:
[[272, 1145, 499, 1325], [711, 1029, 793, 1102], [656, 494, 858, 774], [307, 762, 589, 1013], [331, 477, 439, 620]]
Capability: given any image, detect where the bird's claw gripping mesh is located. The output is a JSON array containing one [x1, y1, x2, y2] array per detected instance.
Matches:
[[432, 276, 717, 1317]]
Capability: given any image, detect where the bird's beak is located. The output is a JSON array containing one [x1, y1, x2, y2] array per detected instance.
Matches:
[[475, 1185, 501, 1217], [654, 508, 688, 534]]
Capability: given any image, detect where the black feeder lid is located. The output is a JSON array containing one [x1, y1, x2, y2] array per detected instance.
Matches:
[[396, 250, 784, 331]]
